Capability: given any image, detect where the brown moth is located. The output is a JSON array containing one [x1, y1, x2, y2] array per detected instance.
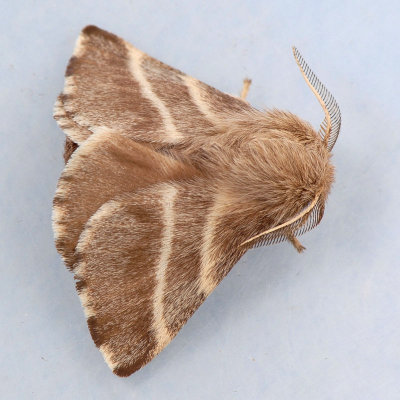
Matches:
[[52, 25, 341, 377]]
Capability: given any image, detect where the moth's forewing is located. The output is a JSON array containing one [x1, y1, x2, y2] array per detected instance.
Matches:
[[74, 180, 248, 376], [54, 25, 252, 147]]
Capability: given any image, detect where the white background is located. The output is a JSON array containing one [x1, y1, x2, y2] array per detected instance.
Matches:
[[1, 1, 399, 399]]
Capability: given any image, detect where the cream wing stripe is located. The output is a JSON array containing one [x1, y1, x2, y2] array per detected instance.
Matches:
[[74, 199, 124, 316], [198, 192, 224, 296], [73, 199, 126, 370], [153, 185, 177, 348], [125, 44, 183, 143], [183, 76, 218, 122]]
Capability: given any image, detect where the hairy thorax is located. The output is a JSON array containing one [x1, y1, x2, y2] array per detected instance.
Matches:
[[178, 109, 335, 227]]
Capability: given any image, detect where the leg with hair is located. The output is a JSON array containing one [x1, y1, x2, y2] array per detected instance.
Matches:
[[286, 230, 306, 253], [240, 78, 252, 100]]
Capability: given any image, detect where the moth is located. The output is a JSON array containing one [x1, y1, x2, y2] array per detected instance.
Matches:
[[53, 25, 341, 377]]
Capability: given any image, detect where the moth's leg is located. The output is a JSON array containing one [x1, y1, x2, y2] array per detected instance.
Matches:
[[240, 78, 252, 100], [286, 230, 305, 253]]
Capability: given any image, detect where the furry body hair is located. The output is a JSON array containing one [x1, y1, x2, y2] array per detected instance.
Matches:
[[53, 25, 340, 376]]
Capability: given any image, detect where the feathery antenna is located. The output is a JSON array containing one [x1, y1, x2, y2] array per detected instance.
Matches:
[[240, 192, 322, 247], [292, 47, 341, 151]]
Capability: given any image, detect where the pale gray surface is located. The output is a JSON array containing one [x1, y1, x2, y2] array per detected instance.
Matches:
[[1, 1, 399, 399]]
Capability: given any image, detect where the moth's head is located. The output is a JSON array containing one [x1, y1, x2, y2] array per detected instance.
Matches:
[[237, 47, 341, 250], [220, 121, 335, 225]]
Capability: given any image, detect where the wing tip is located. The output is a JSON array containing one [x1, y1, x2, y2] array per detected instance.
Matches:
[[86, 309, 145, 377], [112, 364, 141, 378], [80, 293, 136, 377], [81, 25, 122, 45], [81, 25, 102, 35], [76, 273, 146, 378]]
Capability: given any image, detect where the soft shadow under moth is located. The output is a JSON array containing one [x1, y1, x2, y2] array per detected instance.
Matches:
[[52, 25, 341, 377]]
